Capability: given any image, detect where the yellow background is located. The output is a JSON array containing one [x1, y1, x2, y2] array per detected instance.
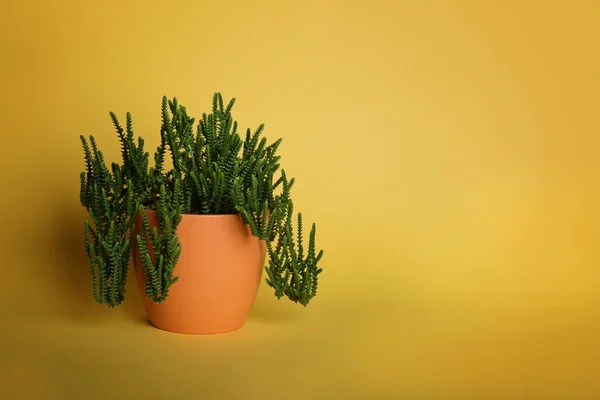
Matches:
[[1, 0, 599, 398]]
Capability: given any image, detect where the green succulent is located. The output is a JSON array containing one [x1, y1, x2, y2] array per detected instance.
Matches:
[[79, 93, 323, 307]]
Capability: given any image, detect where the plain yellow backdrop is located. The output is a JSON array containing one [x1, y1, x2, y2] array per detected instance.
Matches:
[[1, 0, 599, 398]]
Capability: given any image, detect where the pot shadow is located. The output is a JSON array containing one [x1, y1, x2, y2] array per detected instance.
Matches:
[[52, 201, 145, 322], [249, 279, 304, 323]]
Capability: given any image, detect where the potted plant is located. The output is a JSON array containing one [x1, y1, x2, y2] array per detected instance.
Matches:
[[79, 93, 324, 334]]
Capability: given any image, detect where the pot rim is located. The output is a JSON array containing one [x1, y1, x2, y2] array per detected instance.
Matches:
[[141, 209, 245, 218]]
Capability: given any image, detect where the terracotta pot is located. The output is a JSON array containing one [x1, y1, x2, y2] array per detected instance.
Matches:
[[132, 209, 266, 334]]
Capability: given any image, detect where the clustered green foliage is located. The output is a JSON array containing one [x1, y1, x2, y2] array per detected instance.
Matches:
[[79, 136, 136, 306], [79, 93, 323, 308]]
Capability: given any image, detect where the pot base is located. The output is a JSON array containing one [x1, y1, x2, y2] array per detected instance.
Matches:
[[147, 317, 247, 335]]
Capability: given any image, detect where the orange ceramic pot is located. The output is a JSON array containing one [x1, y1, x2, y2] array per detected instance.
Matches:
[[132, 209, 266, 334]]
